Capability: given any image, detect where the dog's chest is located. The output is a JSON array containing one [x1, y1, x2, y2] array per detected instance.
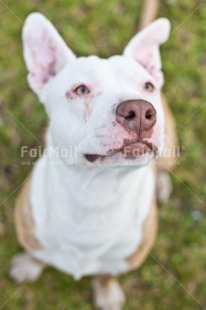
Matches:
[[30, 157, 155, 279]]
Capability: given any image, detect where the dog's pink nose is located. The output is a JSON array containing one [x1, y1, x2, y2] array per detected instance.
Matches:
[[116, 99, 156, 136]]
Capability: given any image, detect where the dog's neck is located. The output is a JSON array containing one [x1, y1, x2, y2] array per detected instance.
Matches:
[[42, 130, 152, 211]]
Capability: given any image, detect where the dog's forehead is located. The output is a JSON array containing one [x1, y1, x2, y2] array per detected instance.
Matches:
[[108, 55, 150, 81], [64, 55, 149, 84], [71, 55, 110, 72]]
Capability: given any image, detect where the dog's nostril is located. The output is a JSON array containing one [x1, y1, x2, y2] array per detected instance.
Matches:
[[145, 109, 153, 120], [125, 110, 136, 121]]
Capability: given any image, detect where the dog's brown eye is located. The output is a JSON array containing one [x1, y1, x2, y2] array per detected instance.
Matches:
[[74, 85, 90, 95], [144, 82, 155, 92]]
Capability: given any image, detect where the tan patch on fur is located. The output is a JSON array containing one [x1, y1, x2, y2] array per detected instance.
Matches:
[[156, 93, 177, 172], [92, 275, 125, 310], [94, 275, 115, 288], [126, 199, 158, 271], [15, 178, 42, 251], [140, 0, 160, 29]]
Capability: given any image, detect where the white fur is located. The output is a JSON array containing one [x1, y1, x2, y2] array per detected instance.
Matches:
[[21, 13, 170, 280], [30, 155, 155, 279], [10, 253, 44, 283], [92, 278, 125, 310]]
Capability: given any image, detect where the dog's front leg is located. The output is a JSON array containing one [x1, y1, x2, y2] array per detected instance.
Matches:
[[92, 275, 125, 310]]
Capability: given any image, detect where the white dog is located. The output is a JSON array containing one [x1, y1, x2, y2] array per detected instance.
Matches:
[[10, 7, 176, 310]]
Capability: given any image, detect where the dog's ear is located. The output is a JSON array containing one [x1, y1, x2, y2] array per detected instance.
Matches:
[[22, 13, 76, 95], [123, 18, 170, 88]]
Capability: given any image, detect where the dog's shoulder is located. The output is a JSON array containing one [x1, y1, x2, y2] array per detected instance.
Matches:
[[126, 198, 157, 271], [15, 178, 42, 251]]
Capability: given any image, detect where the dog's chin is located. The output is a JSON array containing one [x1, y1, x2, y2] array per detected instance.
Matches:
[[84, 141, 158, 166]]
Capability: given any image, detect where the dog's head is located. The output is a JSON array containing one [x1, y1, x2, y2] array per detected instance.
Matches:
[[22, 13, 170, 167]]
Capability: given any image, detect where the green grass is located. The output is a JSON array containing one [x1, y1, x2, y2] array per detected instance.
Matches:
[[1, 0, 206, 309]]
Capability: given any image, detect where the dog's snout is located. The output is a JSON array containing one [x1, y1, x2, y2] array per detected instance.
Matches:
[[116, 99, 156, 134]]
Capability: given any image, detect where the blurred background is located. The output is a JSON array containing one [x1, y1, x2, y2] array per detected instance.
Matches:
[[0, 0, 206, 309]]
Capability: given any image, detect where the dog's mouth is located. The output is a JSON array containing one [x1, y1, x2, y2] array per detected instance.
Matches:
[[84, 140, 157, 163]]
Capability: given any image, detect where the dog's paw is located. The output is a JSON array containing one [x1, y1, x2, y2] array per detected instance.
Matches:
[[9, 253, 44, 283], [156, 171, 173, 202], [92, 278, 125, 310]]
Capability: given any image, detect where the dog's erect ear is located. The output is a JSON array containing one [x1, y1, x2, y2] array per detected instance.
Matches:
[[22, 13, 76, 94], [123, 18, 170, 87]]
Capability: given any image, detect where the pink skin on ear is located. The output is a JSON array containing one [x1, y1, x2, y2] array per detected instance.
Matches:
[[123, 18, 171, 88], [27, 43, 57, 91], [22, 13, 76, 94]]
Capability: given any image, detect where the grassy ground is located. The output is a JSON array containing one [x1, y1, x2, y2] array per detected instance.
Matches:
[[0, 0, 206, 309]]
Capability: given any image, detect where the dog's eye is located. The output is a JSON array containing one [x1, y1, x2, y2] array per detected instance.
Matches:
[[144, 82, 155, 93], [74, 85, 90, 96]]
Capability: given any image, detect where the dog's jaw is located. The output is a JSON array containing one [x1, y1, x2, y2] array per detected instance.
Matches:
[[84, 140, 158, 163]]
